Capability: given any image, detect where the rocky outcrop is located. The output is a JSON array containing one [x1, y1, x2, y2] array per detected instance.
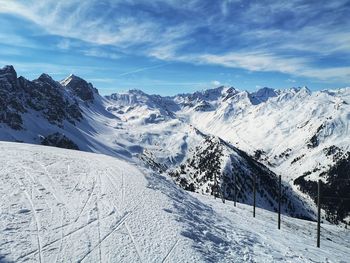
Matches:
[[41, 132, 79, 150], [0, 65, 83, 129], [0, 66, 26, 129], [60, 74, 98, 102]]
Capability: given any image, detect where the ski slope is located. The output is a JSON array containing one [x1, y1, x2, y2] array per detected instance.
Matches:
[[0, 142, 349, 262], [1, 65, 349, 224]]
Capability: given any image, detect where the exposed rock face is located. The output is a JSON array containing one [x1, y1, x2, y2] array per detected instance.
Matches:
[[307, 124, 324, 148], [0, 65, 83, 129], [1, 65, 349, 225], [194, 101, 213, 111], [60, 74, 98, 102], [0, 65, 17, 84], [249, 87, 277, 104], [0, 66, 26, 129], [41, 132, 79, 150]]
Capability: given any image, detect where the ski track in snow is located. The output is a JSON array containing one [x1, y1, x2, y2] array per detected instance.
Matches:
[[77, 212, 132, 263], [0, 142, 349, 263], [15, 175, 43, 263], [161, 239, 179, 263], [104, 170, 144, 262], [53, 209, 65, 263]]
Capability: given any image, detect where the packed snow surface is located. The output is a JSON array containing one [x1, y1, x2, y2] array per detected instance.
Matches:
[[0, 142, 349, 262]]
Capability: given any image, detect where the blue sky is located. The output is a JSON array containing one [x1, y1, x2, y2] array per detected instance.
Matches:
[[0, 0, 349, 95]]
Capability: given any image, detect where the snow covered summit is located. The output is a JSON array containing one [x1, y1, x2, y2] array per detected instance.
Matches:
[[1, 65, 349, 225]]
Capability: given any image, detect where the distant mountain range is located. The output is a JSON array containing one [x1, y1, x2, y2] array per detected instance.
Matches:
[[1, 65, 349, 224]]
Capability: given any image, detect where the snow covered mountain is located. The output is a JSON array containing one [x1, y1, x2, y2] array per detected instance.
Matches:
[[1, 142, 349, 262], [1, 65, 349, 224], [182, 85, 350, 224]]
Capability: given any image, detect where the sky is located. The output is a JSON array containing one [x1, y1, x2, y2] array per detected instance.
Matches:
[[0, 0, 349, 95]]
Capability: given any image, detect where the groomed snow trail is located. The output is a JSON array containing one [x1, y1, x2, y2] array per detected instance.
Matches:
[[0, 142, 349, 262], [0, 142, 201, 262]]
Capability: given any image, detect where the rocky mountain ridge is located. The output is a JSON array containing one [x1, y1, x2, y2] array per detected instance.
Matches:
[[1, 65, 349, 224]]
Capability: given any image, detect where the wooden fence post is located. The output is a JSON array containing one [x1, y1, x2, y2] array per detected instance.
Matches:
[[278, 175, 281, 229], [234, 172, 237, 207], [317, 179, 321, 248], [214, 172, 217, 199], [253, 174, 256, 217]]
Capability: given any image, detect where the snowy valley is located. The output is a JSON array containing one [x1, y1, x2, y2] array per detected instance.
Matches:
[[0, 65, 349, 262]]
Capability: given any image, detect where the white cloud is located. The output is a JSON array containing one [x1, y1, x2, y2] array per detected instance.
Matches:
[[0, 0, 192, 51], [211, 80, 221, 86], [0, 59, 112, 78], [0, 0, 349, 84], [197, 52, 307, 74], [82, 49, 120, 60], [301, 67, 350, 82], [185, 51, 350, 82]]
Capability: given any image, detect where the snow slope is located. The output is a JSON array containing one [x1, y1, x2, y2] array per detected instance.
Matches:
[[186, 87, 350, 181], [0, 142, 349, 262], [180, 87, 350, 223], [1, 65, 349, 223], [2, 65, 300, 221]]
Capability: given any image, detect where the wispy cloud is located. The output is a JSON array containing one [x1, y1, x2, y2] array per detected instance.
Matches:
[[0, 59, 113, 78], [117, 63, 171, 77], [191, 51, 350, 82], [82, 48, 121, 60], [0, 0, 193, 51], [0, 0, 349, 84], [197, 52, 307, 74], [211, 80, 221, 86]]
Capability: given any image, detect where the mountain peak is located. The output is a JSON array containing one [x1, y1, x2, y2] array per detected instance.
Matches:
[[293, 86, 312, 99], [61, 74, 98, 102], [39, 73, 52, 78], [299, 86, 311, 94], [0, 65, 16, 73], [256, 86, 275, 93], [37, 73, 54, 82], [61, 74, 82, 86], [35, 73, 63, 89], [128, 89, 148, 96], [249, 87, 277, 105], [0, 65, 17, 82]]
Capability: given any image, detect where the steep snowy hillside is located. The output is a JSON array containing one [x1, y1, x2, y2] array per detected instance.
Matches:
[[184, 86, 350, 223], [168, 133, 312, 220], [0, 65, 307, 220], [105, 85, 350, 223], [0, 142, 349, 262], [104, 92, 312, 219], [0, 66, 89, 148], [1, 65, 349, 224], [0, 65, 140, 159]]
